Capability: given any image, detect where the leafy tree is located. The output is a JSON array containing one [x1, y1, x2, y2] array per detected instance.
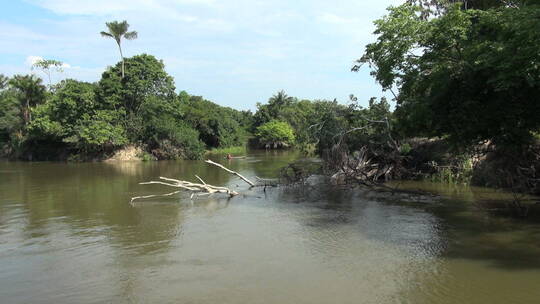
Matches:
[[32, 59, 64, 88], [255, 120, 296, 148], [29, 79, 127, 153], [136, 94, 204, 159], [358, 4, 540, 148], [97, 54, 176, 139], [253, 90, 296, 127], [0, 88, 22, 144], [180, 94, 248, 148], [98, 54, 175, 113], [8, 75, 47, 125], [73, 110, 128, 153], [100, 20, 138, 78]]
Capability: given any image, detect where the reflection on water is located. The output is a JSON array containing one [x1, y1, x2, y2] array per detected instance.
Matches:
[[1, 151, 540, 304]]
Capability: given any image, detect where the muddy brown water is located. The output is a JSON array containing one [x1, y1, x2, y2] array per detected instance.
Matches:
[[1, 150, 540, 304]]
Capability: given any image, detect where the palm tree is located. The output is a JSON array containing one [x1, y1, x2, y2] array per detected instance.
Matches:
[[269, 90, 294, 107], [9, 75, 46, 125], [100, 20, 138, 78]]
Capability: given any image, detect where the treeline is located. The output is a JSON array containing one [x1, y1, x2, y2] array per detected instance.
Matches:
[[249, 0, 540, 195], [250, 91, 394, 155], [255, 0, 540, 160], [2, 0, 539, 168], [0, 51, 388, 161], [0, 54, 252, 160]]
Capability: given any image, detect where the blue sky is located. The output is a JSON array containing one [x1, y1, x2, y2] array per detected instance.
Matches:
[[0, 0, 401, 110]]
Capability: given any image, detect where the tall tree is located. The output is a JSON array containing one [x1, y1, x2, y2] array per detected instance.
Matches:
[[100, 20, 138, 78], [31, 59, 64, 88], [357, 4, 540, 147], [9, 75, 46, 125]]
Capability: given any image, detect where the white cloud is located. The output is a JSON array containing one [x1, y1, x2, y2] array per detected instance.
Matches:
[[27, 0, 216, 15], [319, 13, 359, 25], [26, 55, 44, 67], [7, 0, 400, 109]]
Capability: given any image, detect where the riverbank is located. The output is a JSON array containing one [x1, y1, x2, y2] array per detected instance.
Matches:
[[2, 136, 538, 198]]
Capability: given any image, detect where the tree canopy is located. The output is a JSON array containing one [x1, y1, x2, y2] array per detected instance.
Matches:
[[358, 3, 540, 148], [0, 55, 250, 160]]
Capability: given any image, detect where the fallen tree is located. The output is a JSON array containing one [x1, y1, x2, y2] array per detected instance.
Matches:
[[131, 160, 257, 204]]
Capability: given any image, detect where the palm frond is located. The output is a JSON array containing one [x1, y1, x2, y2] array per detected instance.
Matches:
[[124, 31, 138, 40], [100, 31, 113, 38], [105, 20, 129, 36]]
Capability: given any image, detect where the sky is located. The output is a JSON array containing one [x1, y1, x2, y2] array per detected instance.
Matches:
[[0, 0, 401, 110]]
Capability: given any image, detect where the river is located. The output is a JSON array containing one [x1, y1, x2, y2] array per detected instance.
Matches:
[[1, 150, 539, 304]]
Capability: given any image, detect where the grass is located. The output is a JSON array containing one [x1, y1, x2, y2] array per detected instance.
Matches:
[[205, 145, 247, 155], [428, 157, 473, 185]]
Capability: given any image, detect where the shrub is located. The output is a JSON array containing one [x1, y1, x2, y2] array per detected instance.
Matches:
[[255, 120, 295, 149]]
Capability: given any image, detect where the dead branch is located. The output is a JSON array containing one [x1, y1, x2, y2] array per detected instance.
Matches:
[[255, 176, 279, 187], [205, 159, 255, 186], [132, 159, 258, 203], [130, 190, 181, 205], [132, 176, 239, 203]]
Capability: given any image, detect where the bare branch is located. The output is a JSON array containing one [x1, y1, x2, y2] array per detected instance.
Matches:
[[205, 159, 255, 186], [195, 175, 206, 185], [130, 190, 181, 205]]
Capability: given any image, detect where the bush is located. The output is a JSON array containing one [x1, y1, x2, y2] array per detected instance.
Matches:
[[255, 120, 295, 149]]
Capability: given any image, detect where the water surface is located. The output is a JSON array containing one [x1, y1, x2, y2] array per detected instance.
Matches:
[[1, 151, 540, 303]]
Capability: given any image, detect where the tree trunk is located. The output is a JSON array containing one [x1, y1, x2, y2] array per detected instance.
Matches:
[[25, 99, 30, 124], [46, 70, 51, 89], [117, 42, 125, 78]]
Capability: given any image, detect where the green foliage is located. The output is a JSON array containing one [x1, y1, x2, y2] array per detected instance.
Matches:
[[32, 79, 97, 136], [0, 74, 10, 89], [405, 0, 535, 18], [0, 54, 243, 160], [28, 80, 128, 153], [255, 120, 296, 148], [428, 156, 474, 185], [138, 95, 205, 159], [97, 54, 175, 117], [74, 110, 129, 152], [180, 94, 249, 148], [0, 88, 22, 145], [360, 4, 540, 148], [253, 91, 352, 152], [8, 75, 47, 125], [139, 151, 156, 161], [100, 20, 138, 44], [206, 145, 247, 155], [400, 143, 412, 155]]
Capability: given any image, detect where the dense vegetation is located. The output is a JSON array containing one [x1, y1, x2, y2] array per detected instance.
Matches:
[[1, 0, 539, 196], [0, 55, 251, 160], [361, 0, 540, 148]]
